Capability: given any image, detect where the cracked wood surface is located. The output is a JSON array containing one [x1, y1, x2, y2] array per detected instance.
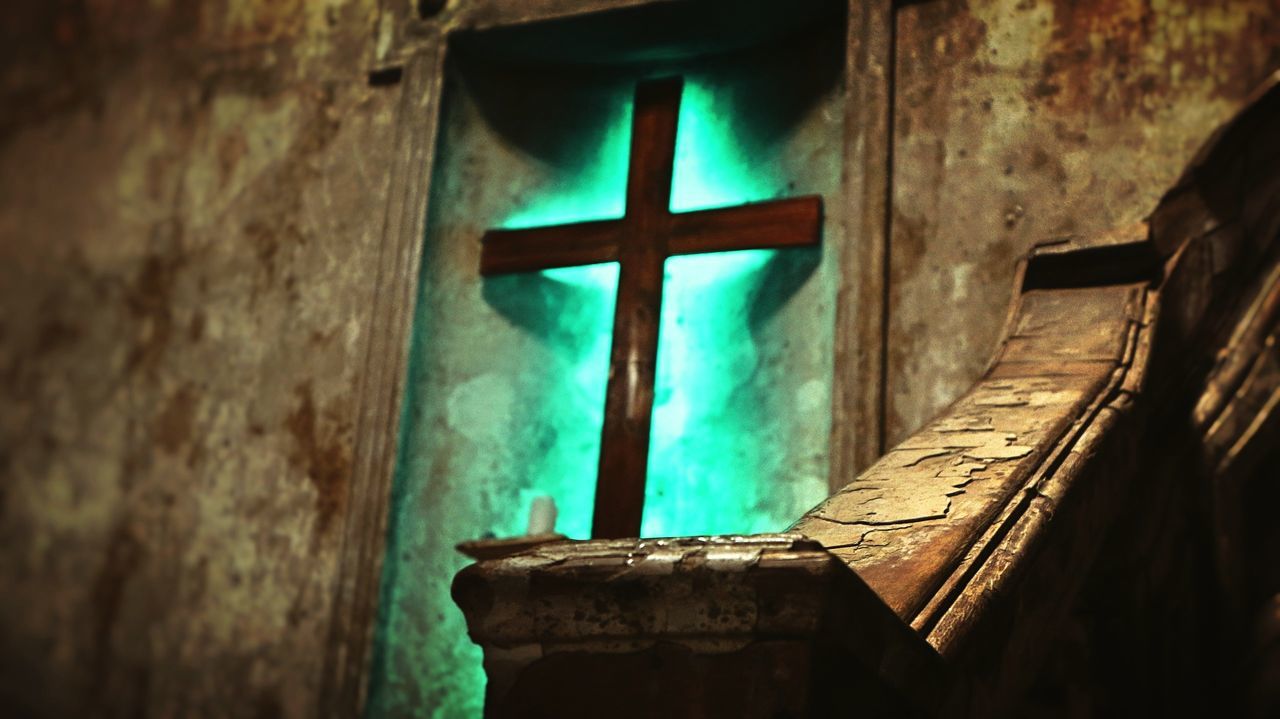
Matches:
[[452, 534, 945, 717], [796, 66, 1280, 671], [793, 282, 1145, 620], [885, 0, 1280, 448], [920, 70, 1280, 712]]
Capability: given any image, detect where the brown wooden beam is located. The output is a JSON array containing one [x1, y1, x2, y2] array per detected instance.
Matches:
[[667, 196, 822, 256]]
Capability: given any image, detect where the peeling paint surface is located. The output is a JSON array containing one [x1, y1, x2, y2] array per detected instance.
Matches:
[[797, 283, 1145, 617]]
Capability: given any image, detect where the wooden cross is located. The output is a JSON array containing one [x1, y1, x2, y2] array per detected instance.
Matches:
[[480, 76, 822, 539]]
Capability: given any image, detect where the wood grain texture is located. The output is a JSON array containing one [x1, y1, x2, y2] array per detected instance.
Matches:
[[320, 45, 448, 719], [912, 74, 1280, 712], [376, 15, 847, 712], [827, 0, 894, 488], [1178, 75, 1280, 608], [4, 1, 1278, 716], [795, 283, 1144, 619]]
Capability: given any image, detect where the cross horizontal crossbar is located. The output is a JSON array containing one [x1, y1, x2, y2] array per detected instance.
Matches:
[[480, 195, 822, 275]]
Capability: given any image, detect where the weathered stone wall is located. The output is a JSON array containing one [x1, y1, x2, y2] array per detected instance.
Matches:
[[0, 2, 397, 716], [887, 0, 1280, 445], [1, 1, 1278, 717]]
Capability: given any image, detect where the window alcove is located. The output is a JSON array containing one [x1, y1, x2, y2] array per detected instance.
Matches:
[[370, 2, 847, 713]]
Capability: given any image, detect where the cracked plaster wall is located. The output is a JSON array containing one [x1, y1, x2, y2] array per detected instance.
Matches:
[[0, 1, 396, 716]]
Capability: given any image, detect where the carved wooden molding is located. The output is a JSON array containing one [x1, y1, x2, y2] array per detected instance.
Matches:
[[454, 534, 946, 715], [319, 46, 447, 718], [829, 0, 894, 485], [373, 0, 680, 73], [1185, 72, 1280, 612], [1196, 253, 1280, 613]]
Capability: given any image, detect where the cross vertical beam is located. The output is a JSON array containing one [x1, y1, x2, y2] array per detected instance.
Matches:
[[594, 79, 680, 539]]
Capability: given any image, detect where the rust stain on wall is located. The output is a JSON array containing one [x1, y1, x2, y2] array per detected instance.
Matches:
[[217, 129, 249, 187], [34, 318, 82, 357], [155, 383, 200, 455], [887, 0, 1280, 447], [124, 244, 186, 376], [0, 0, 394, 713], [1036, 0, 1268, 120], [286, 381, 352, 538], [90, 521, 145, 675]]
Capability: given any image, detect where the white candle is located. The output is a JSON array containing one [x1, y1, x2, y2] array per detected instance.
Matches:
[[526, 496, 557, 535]]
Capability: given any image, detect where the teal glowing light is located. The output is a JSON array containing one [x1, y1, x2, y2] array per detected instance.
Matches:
[[644, 78, 781, 537], [491, 93, 633, 541], [503, 261, 620, 542], [497, 77, 789, 538], [501, 92, 632, 231], [370, 72, 825, 719], [670, 80, 772, 213], [488, 78, 788, 537], [484, 77, 792, 539]]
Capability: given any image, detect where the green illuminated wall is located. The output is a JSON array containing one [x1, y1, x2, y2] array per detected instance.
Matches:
[[368, 25, 844, 718], [648, 80, 808, 536]]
